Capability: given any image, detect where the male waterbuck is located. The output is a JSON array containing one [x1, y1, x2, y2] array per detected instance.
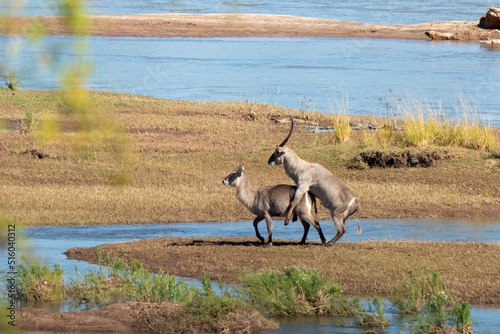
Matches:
[[223, 164, 327, 246], [268, 116, 361, 246]]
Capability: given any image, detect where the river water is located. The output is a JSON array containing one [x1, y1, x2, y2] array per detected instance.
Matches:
[[8, 219, 500, 333], [0, 0, 494, 24], [2, 35, 500, 127], [1, 1, 500, 126]]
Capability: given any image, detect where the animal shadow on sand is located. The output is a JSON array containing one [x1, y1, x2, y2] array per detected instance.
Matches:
[[181, 238, 324, 247]]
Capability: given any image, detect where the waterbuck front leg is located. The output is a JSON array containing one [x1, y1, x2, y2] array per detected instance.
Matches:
[[284, 186, 308, 226], [298, 220, 310, 245], [308, 218, 327, 245], [253, 216, 265, 244], [264, 213, 274, 247]]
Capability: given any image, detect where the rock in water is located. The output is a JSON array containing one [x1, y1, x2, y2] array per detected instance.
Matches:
[[425, 30, 458, 40], [479, 7, 500, 29]]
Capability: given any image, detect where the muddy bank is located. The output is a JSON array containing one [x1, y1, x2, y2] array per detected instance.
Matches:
[[65, 237, 500, 306], [19, 301, 278, 333], [1, 13, 496, 42]]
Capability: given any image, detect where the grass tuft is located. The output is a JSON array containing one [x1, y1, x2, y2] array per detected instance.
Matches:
[[331, 113, 352, 143], [390, 266, 475, 333], [377, 125, 394, 148], [393, 93, 498, 152], [355, 296, 391, 328], [329, 90, 352, 143], [8, 256, 66, 301], [21, 97, 39, 133], [241, 267, 357, 316], [137, 294, 279, 333], [5, 66, 23, 91]]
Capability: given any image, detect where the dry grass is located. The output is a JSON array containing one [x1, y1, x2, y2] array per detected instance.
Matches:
[[0, 89, 499, 226], [393, 93, 499, 154], [66, 237, 500, 306]]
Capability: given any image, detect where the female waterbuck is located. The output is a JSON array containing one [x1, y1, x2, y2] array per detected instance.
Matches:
[[268, 116, 361, 246], [223, 164, 327, 246]]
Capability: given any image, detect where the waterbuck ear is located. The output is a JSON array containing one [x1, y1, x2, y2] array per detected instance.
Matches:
[[277, 146, 287, 153], [238, 165, 245, 173]]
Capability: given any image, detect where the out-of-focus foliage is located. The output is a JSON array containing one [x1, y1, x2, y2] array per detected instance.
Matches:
[[1, 0, 134, 184]]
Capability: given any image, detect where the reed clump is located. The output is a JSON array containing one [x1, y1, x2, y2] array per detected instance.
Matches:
[[393, 94, 498, 154], [12, 256, 66, 301], [241, 267, 359, 317], [355, 297, 391, 329], [389, 266, 474, 333], [329, 90, 353, 143], [332, 113, 352, 143]]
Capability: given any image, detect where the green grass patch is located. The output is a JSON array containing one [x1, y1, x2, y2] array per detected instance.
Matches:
[[241, 266, 359, 317], [12, 256, 66, 302], [2, 254, 481, 332], [389, 266, 475, 333], [136, 294, 279, 334], [68, 253, 200, 306]]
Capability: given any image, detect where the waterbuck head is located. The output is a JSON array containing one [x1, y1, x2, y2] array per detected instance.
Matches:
[[268, 115, 294, 166], [222, 165, 245, 187]]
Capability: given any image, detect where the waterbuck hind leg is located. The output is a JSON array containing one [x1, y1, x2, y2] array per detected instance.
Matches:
[[253, 217, 265, 244], [298, 220, 310, 245], [264, 215, 274, 246], [326, 215, 346, 246], [311, 219, 327, 245]]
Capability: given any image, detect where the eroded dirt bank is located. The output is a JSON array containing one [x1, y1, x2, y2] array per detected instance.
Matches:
[[1, 13, 495, 42], [65, 237, 500, 306], [19, 301, 278, 333]]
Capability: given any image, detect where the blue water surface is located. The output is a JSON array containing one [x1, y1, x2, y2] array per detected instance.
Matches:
[[0, 0, 493, 24], [2, 36, 499, 126]]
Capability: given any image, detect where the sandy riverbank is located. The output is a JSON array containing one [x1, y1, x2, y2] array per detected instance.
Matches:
[[1, 13, 495, 42]]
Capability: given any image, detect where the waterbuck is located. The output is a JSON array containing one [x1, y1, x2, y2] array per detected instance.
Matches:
[[223, 164, 327, 246], [268, 116, 361, 246]]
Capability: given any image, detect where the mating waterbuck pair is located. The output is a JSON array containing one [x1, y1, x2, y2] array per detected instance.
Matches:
[[224, 116, 360, 246], [223, 164, 327, 246]]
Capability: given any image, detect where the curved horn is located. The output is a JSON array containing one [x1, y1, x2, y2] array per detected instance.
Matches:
[[279, 115, 294, 147]]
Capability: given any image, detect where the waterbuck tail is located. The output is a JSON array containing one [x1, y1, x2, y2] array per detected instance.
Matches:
[[355, 199, 361, 235], [309, 192, 318, 217]]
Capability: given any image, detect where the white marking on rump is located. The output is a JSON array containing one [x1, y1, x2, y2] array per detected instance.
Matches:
[[344, 197, 356, 217], [305, 193, 312, 212]]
